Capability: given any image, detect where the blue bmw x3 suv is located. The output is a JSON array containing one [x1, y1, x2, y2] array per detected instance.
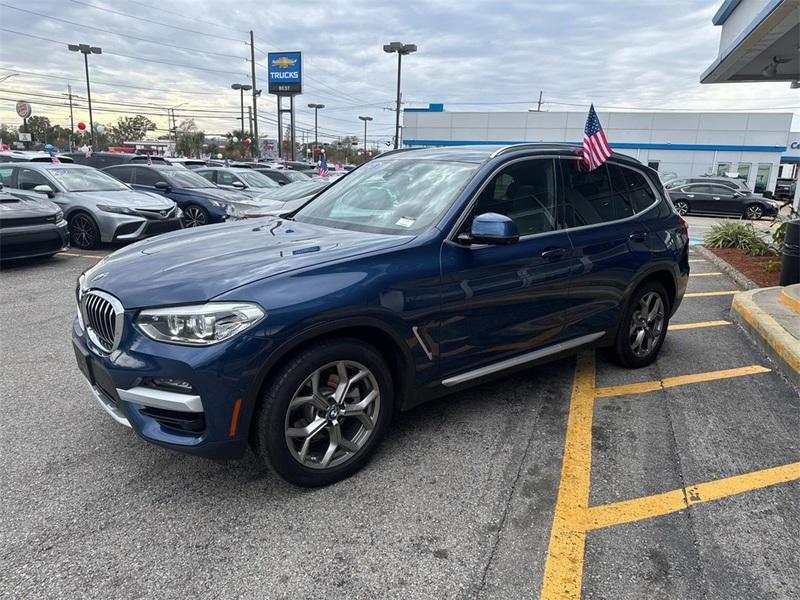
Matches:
[[73, 144, 689, 486]]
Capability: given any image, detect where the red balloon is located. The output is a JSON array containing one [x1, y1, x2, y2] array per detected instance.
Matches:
[[243, 138, 251, 146], [77, 122, 86, 131]]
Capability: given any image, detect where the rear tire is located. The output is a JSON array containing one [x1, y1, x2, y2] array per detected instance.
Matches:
[[68, 212, 100, 249], [673, 200, 689, 216], [613, 281, 670, 368], [252, 339, 394, 487]]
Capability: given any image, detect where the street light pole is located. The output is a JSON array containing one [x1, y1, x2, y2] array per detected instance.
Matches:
[[68, 43, 102, 148], [383, 41, 417, 149], [308, 103, 325, 161], [358, 115, 372, 160], [231, 83, 252, 139]]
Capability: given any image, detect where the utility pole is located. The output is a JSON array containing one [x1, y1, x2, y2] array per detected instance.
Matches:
[[249, 31, 259, 158], [537, 90, 543, 112], [67, 84, 75, 150], [248, 106, 254, 156]]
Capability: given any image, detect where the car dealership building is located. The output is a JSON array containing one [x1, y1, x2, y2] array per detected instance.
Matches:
[[402, 105, 792, 194]]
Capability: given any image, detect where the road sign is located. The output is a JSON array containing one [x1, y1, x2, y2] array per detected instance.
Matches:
[[15, 101, 32, 119], [268, 52, 302, 95], [18, 132, 32, 142]]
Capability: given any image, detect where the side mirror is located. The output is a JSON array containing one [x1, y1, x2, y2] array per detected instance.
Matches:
[[458, 212, 519, 246], [33, 184, 55, 198], [232, 180, 246, 189], [154, 181, 170, 190]]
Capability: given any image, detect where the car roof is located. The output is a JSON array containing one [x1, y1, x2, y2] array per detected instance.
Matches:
[[375, 143, 643, 167], [10, 162, 88, 171], [196, 167, 253, 173], [0, 151, 75, 163]]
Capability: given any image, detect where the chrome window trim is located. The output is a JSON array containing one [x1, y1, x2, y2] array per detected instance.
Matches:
[[441, 331, 604, 387], [81, 289, 124, 354]]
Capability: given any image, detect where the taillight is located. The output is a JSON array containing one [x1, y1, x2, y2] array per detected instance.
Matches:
[[679, 216, 689, 241]]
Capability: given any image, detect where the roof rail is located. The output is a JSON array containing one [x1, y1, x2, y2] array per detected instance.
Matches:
[[489, 143, 579, 158], [377, 147, 420, 158]]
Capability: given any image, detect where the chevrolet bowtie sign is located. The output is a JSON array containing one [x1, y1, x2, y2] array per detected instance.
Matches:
[[268, 51, 302, 95]]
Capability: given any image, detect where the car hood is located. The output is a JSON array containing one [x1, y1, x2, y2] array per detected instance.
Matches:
[[68, 189, 174, 209], [84, 218, 414, 308], [0, 193, 59, 218]]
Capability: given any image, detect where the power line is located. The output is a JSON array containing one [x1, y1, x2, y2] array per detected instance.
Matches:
[[68, 0, 246, 44], [125, 0, 248, 34], [0, 28, 248, 76], [0, 3, 247, 61]]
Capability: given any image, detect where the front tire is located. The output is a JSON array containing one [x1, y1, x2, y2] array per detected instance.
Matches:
[[252, 339, 394, 487], [613, 281, 669, 368], [743, 203, 764, 220], [68, 212, 100, 249], [182, 204, 209, 227]]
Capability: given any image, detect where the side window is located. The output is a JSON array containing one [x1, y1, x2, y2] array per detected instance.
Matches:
[[467, 158, 558, 237], [561, 161, 632, 227], [217, 171, 237, 186], [0, 166, 14, 186], [708, 185, 733, 197], [107, 166, 134, 184], [17, 168, 51, 191], [134, 168, 167, 187], [197, 171, 215, 183], [609, 164, 656, 213]]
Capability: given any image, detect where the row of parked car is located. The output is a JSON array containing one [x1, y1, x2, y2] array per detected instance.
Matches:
[[0, 153, 336, 259], [663, 175, 782, 220]]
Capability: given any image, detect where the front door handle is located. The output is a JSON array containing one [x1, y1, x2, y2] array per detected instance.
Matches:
[[712, 197, 721, 200], [629, 231, 648, 243], [541, 247, 567, 260]]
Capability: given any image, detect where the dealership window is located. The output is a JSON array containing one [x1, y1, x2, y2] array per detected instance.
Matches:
[[469, 158, 557, 237], [737, 163, 751, 182], [647, 160, 660, 171], [716, 162, 731, 176], [754, 163, 771, 194]]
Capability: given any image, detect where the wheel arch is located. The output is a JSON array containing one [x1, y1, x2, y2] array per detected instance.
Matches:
[[245, 318, 415, 440]]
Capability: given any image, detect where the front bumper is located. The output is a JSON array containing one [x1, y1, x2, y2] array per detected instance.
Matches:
[[0, 220, 69, 259], [112, 217, 183, 242], [72, 314, 264, 460]]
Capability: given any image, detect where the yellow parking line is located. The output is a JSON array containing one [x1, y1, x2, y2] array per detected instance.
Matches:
[[585, 461, 800, 531], [670, 320, 730, 331], [595, 365, 771, 398], [684, 290, 737, 298], [540, 352, 595, 600], [689, 272, 722, 277], [57, 252, 105, 259]]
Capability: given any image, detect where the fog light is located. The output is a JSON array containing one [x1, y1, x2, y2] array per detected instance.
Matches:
[[151, 377, 194, 393]]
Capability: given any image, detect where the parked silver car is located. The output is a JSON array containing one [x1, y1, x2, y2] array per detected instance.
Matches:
[[0, 163, 182, 249], [239, 179, 332, 218], [194, 167, 281, 197]]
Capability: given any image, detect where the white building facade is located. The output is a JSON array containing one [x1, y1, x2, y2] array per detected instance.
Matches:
[[402, 107, 791, 193]]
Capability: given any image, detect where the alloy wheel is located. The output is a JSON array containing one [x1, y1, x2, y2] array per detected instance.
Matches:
[[674, 201, 689, 216], [745, 205, 763, 220], [284, 360, 380, 470], [183, 206, 207, 227], [70, 214, 95, 248], [629, 291, 665, 358]]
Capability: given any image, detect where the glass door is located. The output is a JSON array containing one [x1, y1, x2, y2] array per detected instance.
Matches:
[[755, 163, 771, 194]]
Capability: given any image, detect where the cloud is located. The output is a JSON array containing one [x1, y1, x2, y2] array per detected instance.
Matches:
[[1, 0, 797, 146]]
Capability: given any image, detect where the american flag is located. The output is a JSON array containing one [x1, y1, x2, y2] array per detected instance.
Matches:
[[50, 155, 61, 164], [318, 157, 329, 177], [582, 104, 612, 171]]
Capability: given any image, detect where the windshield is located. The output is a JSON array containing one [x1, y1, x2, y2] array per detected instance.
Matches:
[[47, 167, 129, 192], [285, 170, 310, 182], [294, 159, 478, 234], [238, 171, 279, 188], [162, 169, 216, 189], [267, 179, 328, 201]]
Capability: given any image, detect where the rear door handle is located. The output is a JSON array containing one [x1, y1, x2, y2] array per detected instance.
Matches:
[[712, 197, 721, 200], [629, 231, 648, 243], [686, 194, 694, 198], [541, 247, 567, 260]]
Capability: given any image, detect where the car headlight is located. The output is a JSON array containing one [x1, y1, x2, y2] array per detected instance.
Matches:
[[97, 204, 135, 215], [136, 302, 265, 346], [55, 209, 64, 222], [209, 199, 229, 208]]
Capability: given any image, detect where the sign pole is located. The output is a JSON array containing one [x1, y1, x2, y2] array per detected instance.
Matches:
[[23, 116, 28, 150]]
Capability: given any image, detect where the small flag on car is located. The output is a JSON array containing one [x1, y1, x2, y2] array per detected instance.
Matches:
[[582, 104, 612, 171], [318, 157, 329, 177], [147, 156, 152, 165]]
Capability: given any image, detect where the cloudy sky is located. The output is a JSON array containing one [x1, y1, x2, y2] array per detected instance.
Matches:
[[1, 0, 798, 146]]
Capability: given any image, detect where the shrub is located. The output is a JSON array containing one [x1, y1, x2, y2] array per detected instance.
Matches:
[[704, 221, 770, 256]]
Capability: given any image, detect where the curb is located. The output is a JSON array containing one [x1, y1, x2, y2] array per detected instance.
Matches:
[[693, 245, 757, 290], [731, 288, 800, 390], [780, 287, 800, 315]]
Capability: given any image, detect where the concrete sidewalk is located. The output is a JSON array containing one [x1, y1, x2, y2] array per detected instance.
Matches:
[[731, 284, 800, 388]]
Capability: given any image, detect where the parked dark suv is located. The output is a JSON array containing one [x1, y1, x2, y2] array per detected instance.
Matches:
[[72, 144, 689, 486], [63, 152, 169, 169]]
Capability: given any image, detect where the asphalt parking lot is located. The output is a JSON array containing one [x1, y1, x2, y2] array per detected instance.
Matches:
[[1, 246, 798, 600]]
